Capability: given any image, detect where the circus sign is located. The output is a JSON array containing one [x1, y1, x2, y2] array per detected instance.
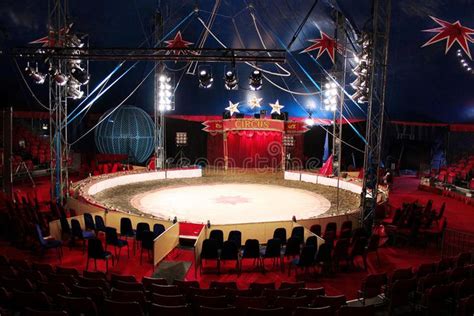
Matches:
[[202, 119, 309, 134]]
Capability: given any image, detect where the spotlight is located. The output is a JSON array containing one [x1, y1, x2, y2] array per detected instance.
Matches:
[[176, 132, 188, 146], [224, 69, 238, 90], [70, 65, 90, 85], [67, 84, 84, 99], [25, 63, 46, 84], [351, 32, 372, 104], [305, 114, 315, 126], [54, 72, 68, 86], [198, 67, 213, 89], [249, 69, 262, 91]]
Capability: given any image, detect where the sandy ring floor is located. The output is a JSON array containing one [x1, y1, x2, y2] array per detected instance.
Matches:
[[130, 183, 331, 224]]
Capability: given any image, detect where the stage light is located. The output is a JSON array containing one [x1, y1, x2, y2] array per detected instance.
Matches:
[[67, 83, 84, 99], [176, 132, 188, 146], [305, 114, 315, 126], [70, 65, 90, 85], [224, 68, 238, 90], [54, 72, 68, 86], [198, 67, 213, 89], [249, 70, 262, 91], [25, 63, 46, 84], [158, 73, 175, 111], [283, 135, 295, 147], [323, 78, 339, 111], [351, 32, 373, 104]]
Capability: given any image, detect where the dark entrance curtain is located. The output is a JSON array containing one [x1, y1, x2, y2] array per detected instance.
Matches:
[[206, 133, 224, 167]]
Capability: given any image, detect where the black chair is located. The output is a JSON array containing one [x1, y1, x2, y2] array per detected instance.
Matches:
[[291, 226, 305, 244], [104, 299, 144, 316], [86, 238, 114, 272], [209, 230, 224, 249], [153, 224, 166, 238], [228, 230, 242, 249], [200, 239, 220, 273], [35, 224, 62, 260], [24, 308, 67, 316], [199, 306, 238, 316], [136, 222, 151, 247], [94, 215, 107, 234], [324, 222, 337, 237], [305, 236, 318, 248], [294, 306, 333, 316], [310, 224, 322, 236], [350, 237, 368, 270], [284, 236, 301, 258], [150, 303, 191, 316], [315, 243, 332, 275], [262, 238, 283, 272], [247, 307, 285, 316], [71, 219, 95, 252], [273, 228, 287, 245], [333, 238, 351, 271], [242, 239, 262, 270], [59, 216, 71, 240], [141, 231, 155, 264], [83, 213, 96, 231], [56, 294, 99, 316], [289, 245, 316, 276], [219, 240, 240, 274], [105, 227, 129, 260]]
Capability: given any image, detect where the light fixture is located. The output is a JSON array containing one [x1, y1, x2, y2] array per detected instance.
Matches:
[[25, 63, 46, 85], [323, 78, 338, 111], [198, 66, 213, 89], [305, 114, 315, 126], [158, 73, 175, 111], [249, 69, 262, 91], [224, 68, 238, 90], [54, 72, 68, 86], [70, 65, 89, 85], [67, 84, 84, 99], [351, 32, 372, 104]]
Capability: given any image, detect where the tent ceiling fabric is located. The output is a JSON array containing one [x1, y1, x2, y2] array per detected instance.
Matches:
[[0, 0, 473, 123]]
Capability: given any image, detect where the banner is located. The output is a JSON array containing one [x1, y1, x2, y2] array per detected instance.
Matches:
[[202, 119, 309, 134]]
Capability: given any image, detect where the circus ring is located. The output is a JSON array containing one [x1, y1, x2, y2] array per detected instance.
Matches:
[[50, 167, 363, 270]]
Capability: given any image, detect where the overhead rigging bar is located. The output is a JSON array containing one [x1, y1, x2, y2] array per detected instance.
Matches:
[[8, 47, 286, 63]]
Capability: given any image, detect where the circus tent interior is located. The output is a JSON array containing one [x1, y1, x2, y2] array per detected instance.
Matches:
[[0, 0, 474, 315]]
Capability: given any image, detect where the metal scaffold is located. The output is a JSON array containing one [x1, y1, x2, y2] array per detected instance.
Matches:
[[361, 0, 392, 227]]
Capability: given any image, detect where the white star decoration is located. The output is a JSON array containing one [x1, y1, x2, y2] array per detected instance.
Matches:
[[269, 99, 285, 114], [225, 100, 240, 116], [248, 97, 263, 109]]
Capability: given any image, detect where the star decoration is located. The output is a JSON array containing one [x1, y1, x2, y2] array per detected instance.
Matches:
[[301, 31, 338, 63], [248, 97, 263, 109], [214, 195, 250, 205], [164, 31, 194, 55], [225, 100, 240, 116], [269, 100, 285, 115], [422, 16, 474, 59], [29, 26, 70, 47]]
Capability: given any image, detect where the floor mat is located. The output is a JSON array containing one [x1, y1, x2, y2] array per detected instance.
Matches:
[[153, 261, 192, 284]]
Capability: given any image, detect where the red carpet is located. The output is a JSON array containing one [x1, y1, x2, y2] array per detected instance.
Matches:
[[388, 176, 474, 233], [179, 223, 204, 237]]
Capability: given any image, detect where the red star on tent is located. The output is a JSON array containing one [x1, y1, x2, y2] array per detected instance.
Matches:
[[422, 16, 474, 59], [29, 27, 69, 47], [301, 31, 337, 63], [164, 31, 194, 55]]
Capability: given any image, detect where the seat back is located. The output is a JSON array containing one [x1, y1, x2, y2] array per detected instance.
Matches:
[[71, 219, 83, 239], [228, 230, 242, 248], [209, 230, 224, 249], [150, 284, 180, 295], [220, 240, 239, 260], [87, 238, 105, 259], [313, 295, 347, 309], [243, 239, 261, 259], [285, 237, 301, 256], [136, 222, 150, 242], [94, 215, 106, 232], [35, 224, 47, 246], [294, 306, 332, 316], [83, 213, 95, 231], [151, 293, 186, 306], [199, 306, 238, 316], [110, 288, 147, 305], [264, 239, 282, 258], [249, 282, 275, 295], [273, 228, 287, 245], [309, 224, 321, 236], [298, 246, 316, 267], [114, 281, 145, 292], [59, 216, 71, 235], [141, 231, 155, 250], [315, 243, 332, 263], [120, 218, 134, 236], [295, 287, 325, 300], [361, 273, 387, 299], [201, 239, 219, 259], [291, 226, 304, 244], [142, 277, 167, 290], [57, 294, 98, 316], [247, 307, 285, 316], [105, 227, 119, 245], [104, 299, 143, 316], [150, 303, 191, 316], [153, 224, 165, 237], [337, 305, 375, 316]]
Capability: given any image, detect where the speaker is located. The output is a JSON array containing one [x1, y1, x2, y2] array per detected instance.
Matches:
[[223, 111, 231, 119], [259, 110, 266, 119], [282, 111, 289, 121], [271, 113, 284, 120], [235, 113, 244, 119], [254, 113, 260, 119]]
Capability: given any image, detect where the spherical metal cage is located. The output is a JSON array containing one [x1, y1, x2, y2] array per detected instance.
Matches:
[[94, 105, 155, 163]]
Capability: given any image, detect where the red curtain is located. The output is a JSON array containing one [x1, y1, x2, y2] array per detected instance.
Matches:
[[207, 133, 224, 166], [227, 131, 283, 169]]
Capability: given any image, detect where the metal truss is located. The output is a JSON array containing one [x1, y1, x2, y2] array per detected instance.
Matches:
[[361, 0, 392, 226], [9, 47, 286, 63]]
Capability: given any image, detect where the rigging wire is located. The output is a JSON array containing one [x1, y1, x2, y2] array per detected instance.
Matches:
[[69, 64, 156, 146], [13, 59, 50, 111]]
